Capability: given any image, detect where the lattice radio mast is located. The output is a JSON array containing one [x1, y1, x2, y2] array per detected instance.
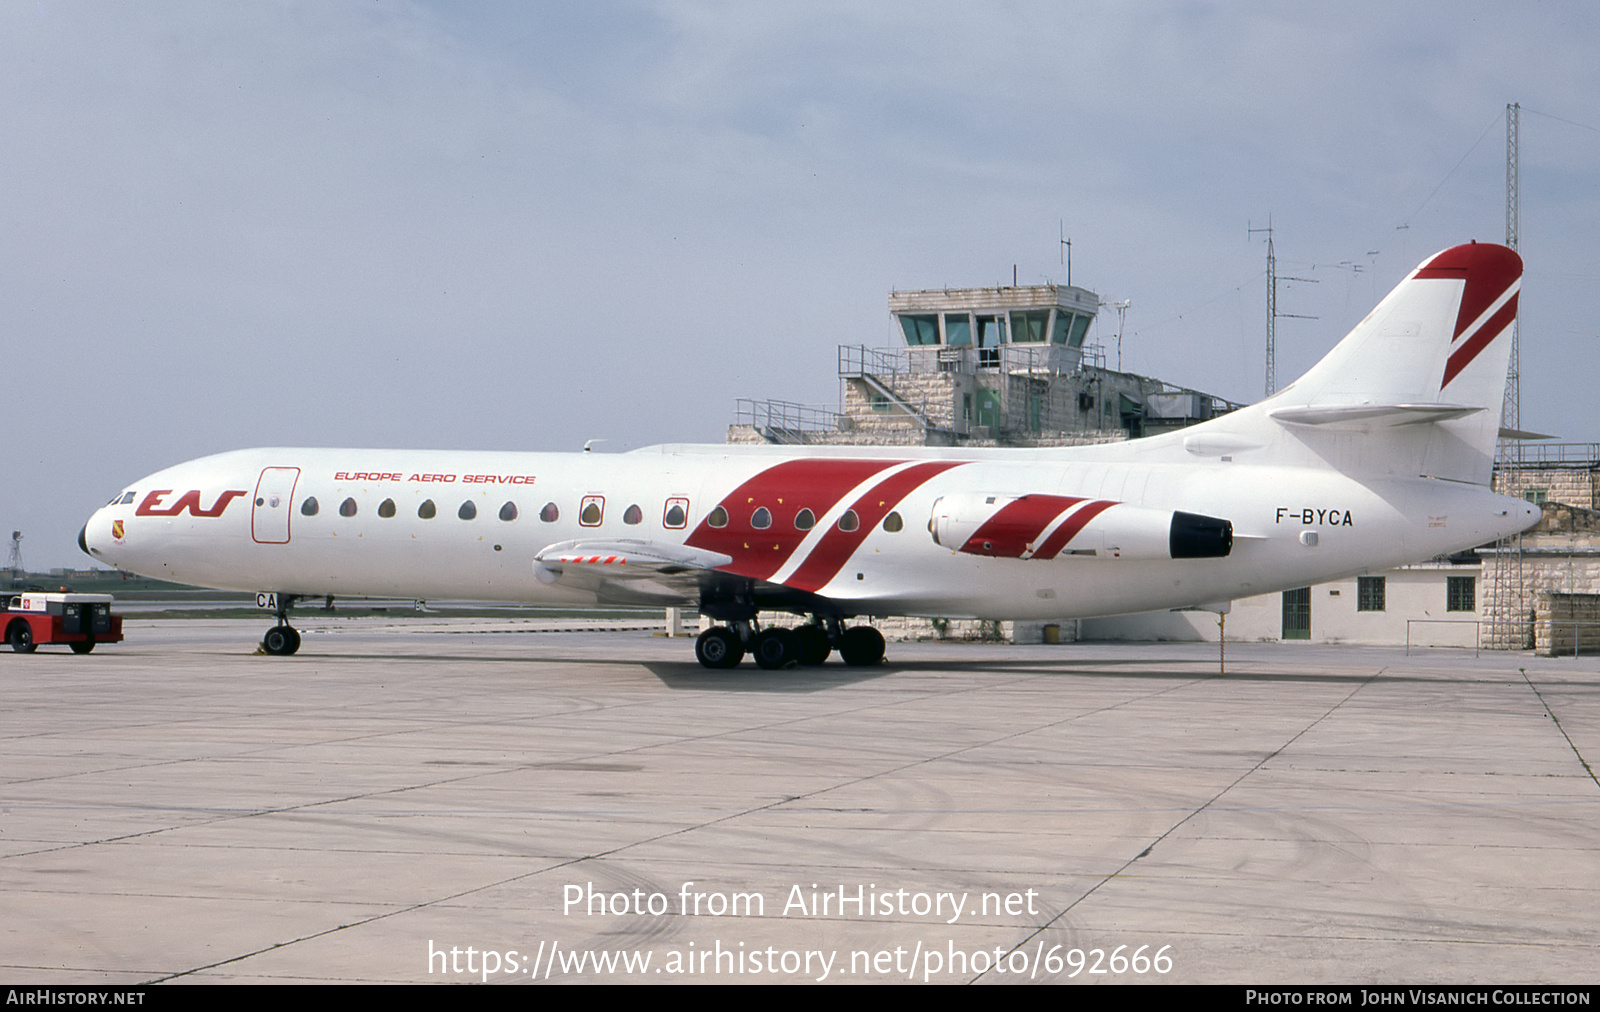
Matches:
[[1249, 218, 1317, 396]]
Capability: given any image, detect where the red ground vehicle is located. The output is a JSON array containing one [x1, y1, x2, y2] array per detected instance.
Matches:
[[3, 593, 123, 653]]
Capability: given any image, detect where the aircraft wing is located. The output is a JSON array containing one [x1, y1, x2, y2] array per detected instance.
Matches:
[[533, 539, 736, 606]]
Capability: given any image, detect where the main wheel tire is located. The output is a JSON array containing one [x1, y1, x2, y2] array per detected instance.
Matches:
[[8, 621, 36, 654], [794, 624, 832, 666], [262, 626, 301, 656], [752, 628, 798, 670], [838, 625, 885, 667], [69, 638, 96, 654], [695, 626, 744, 669]]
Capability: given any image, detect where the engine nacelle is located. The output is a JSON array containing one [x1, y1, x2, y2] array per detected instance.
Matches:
[[930, 493, 1231, 561]]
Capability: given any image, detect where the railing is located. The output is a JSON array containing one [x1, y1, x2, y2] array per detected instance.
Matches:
[[733, 399, 845, 444], [1498, 442, 1600, 466], [839, 345, 910, 377]]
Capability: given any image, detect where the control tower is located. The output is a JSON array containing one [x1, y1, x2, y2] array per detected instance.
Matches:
[[732, 280, 1243, 447]]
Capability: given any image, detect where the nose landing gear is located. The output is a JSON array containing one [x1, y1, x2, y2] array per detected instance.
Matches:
[[260, 595, 301, 656]]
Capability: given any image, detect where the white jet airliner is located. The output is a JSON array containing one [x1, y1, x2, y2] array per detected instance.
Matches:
[[79, 242, 1538, 668]]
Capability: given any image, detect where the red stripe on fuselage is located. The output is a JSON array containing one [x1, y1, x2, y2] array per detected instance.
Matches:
[[684, 459, 903, 581], [1030, 499, 1118, 559], [960, 495, 1084, 558], [785, 460, 967, 593]]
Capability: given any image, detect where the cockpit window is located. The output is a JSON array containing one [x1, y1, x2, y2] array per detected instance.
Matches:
[[301, 497, 320, 516]]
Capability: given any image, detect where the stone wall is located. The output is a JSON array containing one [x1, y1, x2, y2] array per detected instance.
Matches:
[[1536, 592, 1600, 656], [1494, 466, 1598, 509]]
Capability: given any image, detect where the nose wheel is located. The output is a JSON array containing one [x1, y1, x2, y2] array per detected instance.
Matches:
[[260, 594, 301, 655]]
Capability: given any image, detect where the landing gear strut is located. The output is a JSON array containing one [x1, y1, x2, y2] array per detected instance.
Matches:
[[261, 595, 301, 656]]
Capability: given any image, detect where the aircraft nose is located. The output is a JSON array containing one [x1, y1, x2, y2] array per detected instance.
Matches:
[[78, 522, 90, 558]]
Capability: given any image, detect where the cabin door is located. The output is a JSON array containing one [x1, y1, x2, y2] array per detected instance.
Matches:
[[252, 467, 301, 544]]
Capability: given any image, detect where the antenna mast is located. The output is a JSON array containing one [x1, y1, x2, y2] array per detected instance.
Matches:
[[1249, 218, 1317, 396], [1503, 101, 1520, 435]]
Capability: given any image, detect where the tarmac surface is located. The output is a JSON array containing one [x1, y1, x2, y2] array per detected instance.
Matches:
[[2, 617, 1597, 985]]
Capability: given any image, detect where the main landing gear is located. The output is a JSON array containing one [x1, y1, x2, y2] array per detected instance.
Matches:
[[261, 595, 301, 656], [693, 617, 885, 670]]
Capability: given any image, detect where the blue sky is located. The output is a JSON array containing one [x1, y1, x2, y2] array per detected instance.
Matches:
[[4, 1, 1597, 567]]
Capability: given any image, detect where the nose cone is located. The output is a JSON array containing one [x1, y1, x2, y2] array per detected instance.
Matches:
[[80, 506, 117, 564]]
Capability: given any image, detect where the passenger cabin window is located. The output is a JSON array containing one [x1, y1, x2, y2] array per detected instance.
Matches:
[[838, 510, 859, 532], [499, 502, 518, 521], [708, 506, 729, 528], [751, 507, 772, 530], [883, 511, 903, 533], [540, 502, 559, 522], [663, 499, 689, 529], [339, 497, 357, 517], [300, 497, 319, 516], [458, 500, 477, 520], [418, 499, 437, 519], [623, 504, 642, 525], [580, 497, 604, 526], [794, 508, 816, 531], [378, 499, 396, 518]]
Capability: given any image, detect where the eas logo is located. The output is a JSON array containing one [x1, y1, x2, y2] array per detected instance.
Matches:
[[136, 490, 248, 518]]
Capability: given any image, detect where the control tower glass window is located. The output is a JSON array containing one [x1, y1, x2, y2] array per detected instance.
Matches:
[[1049, 312, 1072, 345], [899, 314, 939, 346], [943, 313, 971, 346], [1010, 310, 1049, 343], [1068, 313, 1091, 348]]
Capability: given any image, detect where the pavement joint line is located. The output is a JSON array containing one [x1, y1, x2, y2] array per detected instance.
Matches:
[[154, 666, 1214, 980], [978, 667, 1386, 984], [1518, 667, 1600, 791]]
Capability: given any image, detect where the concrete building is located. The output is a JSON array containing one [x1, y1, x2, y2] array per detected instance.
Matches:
[[729, 282, 1242, 447]]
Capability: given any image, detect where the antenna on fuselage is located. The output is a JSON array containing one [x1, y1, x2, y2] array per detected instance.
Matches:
[[583, 439, 606, 453]]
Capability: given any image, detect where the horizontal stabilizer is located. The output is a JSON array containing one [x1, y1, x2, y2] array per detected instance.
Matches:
[[1499, 426, 1557, 441], [1270, 403, 1483, 428]]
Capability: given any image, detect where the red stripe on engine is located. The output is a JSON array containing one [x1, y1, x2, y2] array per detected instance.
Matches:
[[785, 461, 967, 593], [960, 494, 1084, 558], [1441, 292, 1518, 389], [1030, 499, 1119, 559], [684, 458, 903, 581]]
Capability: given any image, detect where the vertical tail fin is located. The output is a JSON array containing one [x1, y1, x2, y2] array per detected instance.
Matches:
[[1261, 242, 1522, 484]]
